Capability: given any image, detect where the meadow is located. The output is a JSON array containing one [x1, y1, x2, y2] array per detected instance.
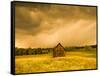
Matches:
[[15, 47, 97, 74]]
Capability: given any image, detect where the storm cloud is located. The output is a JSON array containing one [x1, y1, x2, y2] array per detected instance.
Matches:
[[15, 2, 97, 48]]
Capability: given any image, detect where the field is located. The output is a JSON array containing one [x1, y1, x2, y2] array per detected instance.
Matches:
[[15, 47, 97, 74]]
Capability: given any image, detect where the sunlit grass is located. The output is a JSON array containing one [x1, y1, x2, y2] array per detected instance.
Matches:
[[15, 50, 96, 74]]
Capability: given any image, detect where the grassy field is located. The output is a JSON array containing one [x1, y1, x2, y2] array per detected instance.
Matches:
[[15, 49, 97, 74]]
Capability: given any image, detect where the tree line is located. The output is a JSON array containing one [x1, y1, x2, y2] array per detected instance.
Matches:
[[15, 48, 53, 56], [15, 45, 96, 56]]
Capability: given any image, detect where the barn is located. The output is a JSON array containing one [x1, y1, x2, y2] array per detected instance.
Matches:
[[53, 43, 65, 57]]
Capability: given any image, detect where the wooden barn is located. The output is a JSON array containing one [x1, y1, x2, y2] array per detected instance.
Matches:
[[53, 43, 65, 57]]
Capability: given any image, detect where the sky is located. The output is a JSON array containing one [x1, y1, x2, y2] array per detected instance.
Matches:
[[15, 2, 97, 48]]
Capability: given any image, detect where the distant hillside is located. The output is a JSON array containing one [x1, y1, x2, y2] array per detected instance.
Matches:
[[90, 45, 97, 48], [65, 45, 97, 48]]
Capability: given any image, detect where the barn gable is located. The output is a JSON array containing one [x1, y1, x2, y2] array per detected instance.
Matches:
[[53, 43, 65, 57]]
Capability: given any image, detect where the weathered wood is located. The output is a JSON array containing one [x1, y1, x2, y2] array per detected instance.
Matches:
[[53, 43, 65, 57]]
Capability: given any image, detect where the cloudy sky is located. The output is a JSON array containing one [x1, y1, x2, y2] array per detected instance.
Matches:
[[15, 2, 97, 48]]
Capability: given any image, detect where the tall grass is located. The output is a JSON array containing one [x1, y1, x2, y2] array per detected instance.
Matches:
[[15, 49, 96, 74]]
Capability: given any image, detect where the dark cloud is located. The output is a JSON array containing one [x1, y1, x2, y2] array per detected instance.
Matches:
[[15, 6, 41, 28], [15, 2, 97, 48]]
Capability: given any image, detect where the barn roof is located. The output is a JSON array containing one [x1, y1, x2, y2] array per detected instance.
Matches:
[[54, 43, 65, 50]]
